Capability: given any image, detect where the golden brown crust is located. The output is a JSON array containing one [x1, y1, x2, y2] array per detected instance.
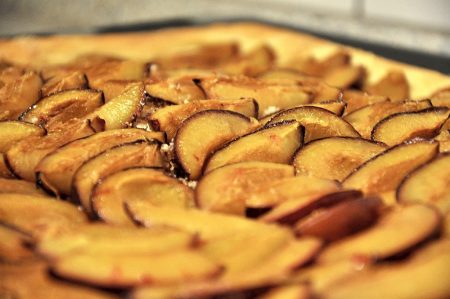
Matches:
[[0, 22, 449, 99]]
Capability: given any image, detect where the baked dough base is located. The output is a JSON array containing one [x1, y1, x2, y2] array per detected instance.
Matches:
[[0, 22, 448, 98]]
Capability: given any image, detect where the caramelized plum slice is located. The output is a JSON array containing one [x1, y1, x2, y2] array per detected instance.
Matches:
[[318, 204, 440, 263], [87, 82, 144, 131], [0, 121, 45, 152], [5, 119, 94, 181], [342, 141, 438, 195], [62, 56, 145, 92], [204, 120, 303, 174], [132, 237, 320, 299], [92, 168, 194, 225], [51, 250, 221, 288], [295, 197, 382, 242], [72, 141, 164, 216], [0, 225, 35, 263], [95, 79, 141, 102], [0, 178, 47, 196], [342, 89, 387, 114], [0, 121, 45, 178], [219, 44, 275, 77], [175, 110, 256, 179], [397, 153, 450, 213], [41, 71, 88, 97], [38, 224, 195, 259], [21, 89, 104, 131], [246, 175, 341, 209], [200, 229, 293, 277], [321, 239, 450, 299], [198, 76, 311, 117], [261, 190, 363, 225], [371, 107, 449, 146], [0, 261, 118, 299], [154, 42, 240, 69], [196, 161, 294, 215], [365, 70, 409, 101], [0, 69, 42, 120], [150, 98, 258, 140], [306, 100, 346, 116], [430, 87, 450, 108], [289, 50, 350, 77], [268, 106, 359, 142], [322, 65, 365, 89], [293, 137, 386, 181], [0, 193, 87, 239], [257, 74, 342, 105], [145, 78, 206, 104], [125, 202, 288, 240], [344, 100, 432, 139], [258, 68, 308, 82], [36, 128, 164, 196], [258, 100, 346, 127]]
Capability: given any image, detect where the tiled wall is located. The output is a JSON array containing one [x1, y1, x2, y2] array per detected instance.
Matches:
[[364, 0, 449, 32], [1, 0, 448, 35], [274, 0, 449, 31], [0, 0, 448, 57]]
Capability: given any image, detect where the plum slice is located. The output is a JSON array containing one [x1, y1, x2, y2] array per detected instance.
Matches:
[[0, 178, 47, 196], [87, 82, 144, 131], [0, 225, 35, 263], [196, 161, 294, 215], [198, 76, 312, 117], [219, 45, 275, 77], [322, 65, 365, 89], [0, 121, 46, 178], [318, 204, 440, 263], [342, 141, 438, 195], [0, 193, 87, 239], [72, 141, 164, 216], [260, 190, 363, 225], [5, 119, 94, 181], [51, 250, 221, 288], [397, 153, 450, 213], [174, 110, 256, 179], [321, 239, 450, 299], [371, 107, 449, 146], [36, 128, 164, 196], [295, 197, 382, 242], [204, 120, 303, 174], [364, 70, 409, 101], [132, 237, 320, 299], [92, 168, 194, 225], [0, 260, 118, 299], [145, 78, 206, 104], [41, 71, 88, 97], [0, 68, 42, 121], [294, 137, 386, 181], [125, 201, 289, 240], [344, 100, 431, 138], [150, 98, 258, 140], [21, 89, 104, 131], [246, 175, 341, 209], [268, 106, 359, 142], [0, 121, 46, 152], [38, 224, 195, 259]]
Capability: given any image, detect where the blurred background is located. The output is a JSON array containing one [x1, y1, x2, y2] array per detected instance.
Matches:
[[0, 0, 449, 72]]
